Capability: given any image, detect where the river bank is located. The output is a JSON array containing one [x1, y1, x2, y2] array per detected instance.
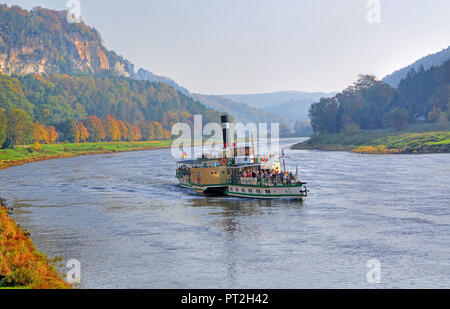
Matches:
[[293, 130, 450, 154], [0, 140, 173, 289], [0, 140, 173, 170], [0, 198, 71, 289]]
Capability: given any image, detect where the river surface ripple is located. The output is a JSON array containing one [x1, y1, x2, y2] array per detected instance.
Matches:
[[0, 138, 449, 288]]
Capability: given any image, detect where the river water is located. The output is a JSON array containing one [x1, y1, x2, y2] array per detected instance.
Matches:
[[0, 138, 449, 289]]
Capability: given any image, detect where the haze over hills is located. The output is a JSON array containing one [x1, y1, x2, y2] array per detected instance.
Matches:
[[266, 100, 313, 122], [191, 94, 287, 124], [221, 91, 335, 122], [383, 46, 450, 88], [222, 91, 335, 109]]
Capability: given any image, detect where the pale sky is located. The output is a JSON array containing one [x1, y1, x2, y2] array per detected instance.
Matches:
[[3, 0, 450, 94]]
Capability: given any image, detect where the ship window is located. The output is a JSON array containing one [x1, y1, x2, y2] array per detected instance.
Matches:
[[242, 189, 245, 193], [249, 189, 253, 193]]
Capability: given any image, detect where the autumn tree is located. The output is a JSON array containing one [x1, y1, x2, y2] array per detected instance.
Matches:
[[163, 129, 171, 140], [46, 126, 58, 144], [117, 120, 129, 141], [76, 122, 89, 142], [84, 116, 105, 142], [103, 115, 121, 141], [126, 123, 142, 141], [150, 121, 164, 141], [33, 122, 48, 143]]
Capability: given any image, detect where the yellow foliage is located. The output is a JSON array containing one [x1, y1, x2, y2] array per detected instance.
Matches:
[[31, 142, 43, 152], [352, 145, 401, 154], [0, 204, 71, 289]]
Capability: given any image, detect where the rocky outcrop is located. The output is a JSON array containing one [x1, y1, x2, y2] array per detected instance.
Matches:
[[0, 5, 135, 77]]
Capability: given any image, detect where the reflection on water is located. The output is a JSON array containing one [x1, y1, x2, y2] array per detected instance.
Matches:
[[0, 138, 449, 289]]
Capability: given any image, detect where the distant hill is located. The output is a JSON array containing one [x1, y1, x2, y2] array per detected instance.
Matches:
[[221, 91, 335, 124], [191, 94, 287, 124], [383, 46, 450, 88], [222, 91, 335, 109], [136, 68, 190, 96], [266, 99, 314, 122]]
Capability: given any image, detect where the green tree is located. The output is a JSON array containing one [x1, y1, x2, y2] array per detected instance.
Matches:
[[61, 119, 79, 142], [0, 108, 7, 148], [385, 107, 410, 130], [427, 106, 443, 123], [343, 123, 360, 136], [4, 108, 34, 148]]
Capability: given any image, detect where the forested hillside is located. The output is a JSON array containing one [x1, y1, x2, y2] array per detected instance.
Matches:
[[309, 60, 450, 135], [383, 46, 450, 88], [0, 73, 221, 148]]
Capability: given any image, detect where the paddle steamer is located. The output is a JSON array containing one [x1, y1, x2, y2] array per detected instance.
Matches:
[[176, 116, 308, 200]]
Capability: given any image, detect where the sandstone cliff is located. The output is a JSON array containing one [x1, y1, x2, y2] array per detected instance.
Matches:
[[0, 5, 135, 77]]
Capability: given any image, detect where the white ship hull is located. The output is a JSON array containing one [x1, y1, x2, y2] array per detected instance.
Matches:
[[178, 179, 307, 200]]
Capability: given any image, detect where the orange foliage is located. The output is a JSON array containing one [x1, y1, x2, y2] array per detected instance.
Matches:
[[103, 115, 121, 142], [164, 129, 171, 140], [0, 203, 71, 289], [46, 126, 58, 144], [33, 123, 48, 144], [127, 123, 142, 141], [76, 122, 89, 142], [83, 116, 106, 142], [117, 120, 129, 141]]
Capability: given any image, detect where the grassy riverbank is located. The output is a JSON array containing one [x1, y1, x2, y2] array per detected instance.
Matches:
[[0, 140, 173, 170], [293, 124, 450, 154], [0, 199, 71, 289]]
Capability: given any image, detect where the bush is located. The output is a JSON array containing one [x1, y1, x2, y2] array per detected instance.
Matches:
[[63, 146, 71, 152], [343, 123, 360, 136], [31, 142, 43, 152]]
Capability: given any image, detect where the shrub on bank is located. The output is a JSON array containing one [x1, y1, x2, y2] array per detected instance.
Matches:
[[0, 204, 71, 289], [352, 145, 401, 154]]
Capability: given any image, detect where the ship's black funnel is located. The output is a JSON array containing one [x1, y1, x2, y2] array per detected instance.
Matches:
[[221, 115, 229, 149]]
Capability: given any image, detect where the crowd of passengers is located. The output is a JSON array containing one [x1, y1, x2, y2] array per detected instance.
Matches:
[[177, 166, 191, 176], [239, 169, 298, 185]]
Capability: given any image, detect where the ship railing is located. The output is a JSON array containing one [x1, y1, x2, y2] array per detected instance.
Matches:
[[231, 177, 299, 187]]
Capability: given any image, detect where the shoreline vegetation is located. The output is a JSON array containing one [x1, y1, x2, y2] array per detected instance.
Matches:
[[293, 124, 450, 154], [0, 198, 71, 289], [0, 140, 173, 289], [0, 140, 173, 170]]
